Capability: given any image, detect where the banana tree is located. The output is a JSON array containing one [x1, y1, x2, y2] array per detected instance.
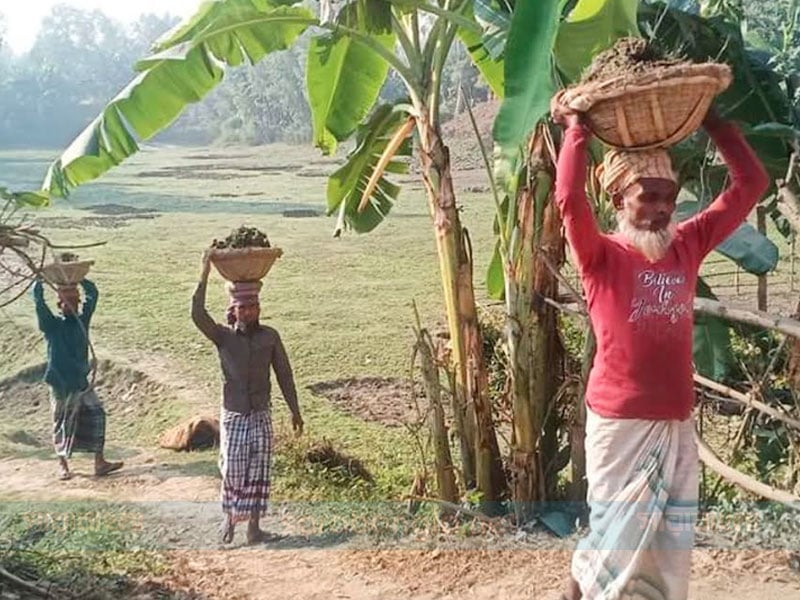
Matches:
[[20, 0, 511, 506], [470, 0, 643, 515], [471, 0, 792, 515]]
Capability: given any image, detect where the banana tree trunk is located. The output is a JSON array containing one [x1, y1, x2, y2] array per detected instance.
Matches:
[[570, 328, 596, 515], [506, 126, 565, 520], [418, 114, 507, 507], [506, 179, 540, 520], [415, 325, 459, 508], [531, 189, 566, 499]]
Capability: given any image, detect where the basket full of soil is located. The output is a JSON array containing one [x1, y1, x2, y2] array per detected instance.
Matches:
[[560, 38, 732, 150], [40, 252, 94, 287], [209, 226, 283, 282]]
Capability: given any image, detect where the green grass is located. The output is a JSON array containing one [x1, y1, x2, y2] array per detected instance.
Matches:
[[0, 501, 169, 598]]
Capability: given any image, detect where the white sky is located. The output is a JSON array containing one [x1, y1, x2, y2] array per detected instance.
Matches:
[[2, 0, 202, 54]]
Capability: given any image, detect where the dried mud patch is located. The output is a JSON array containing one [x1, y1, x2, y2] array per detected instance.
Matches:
[[307, 377, 425, 427]]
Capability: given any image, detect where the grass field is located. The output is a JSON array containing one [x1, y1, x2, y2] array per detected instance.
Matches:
[[0, 144, 505, 507], [1, 143, 797, 504]]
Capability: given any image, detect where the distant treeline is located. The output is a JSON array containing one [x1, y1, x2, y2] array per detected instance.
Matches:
[[0, 5, 491, 150]]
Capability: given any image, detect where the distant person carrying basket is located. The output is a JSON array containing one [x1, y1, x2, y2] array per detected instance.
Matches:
[[33, 255, 123, 481], [192, 227, 303, 545]]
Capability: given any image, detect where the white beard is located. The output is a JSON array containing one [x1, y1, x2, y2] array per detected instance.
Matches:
[[616, 212, 677, 263]]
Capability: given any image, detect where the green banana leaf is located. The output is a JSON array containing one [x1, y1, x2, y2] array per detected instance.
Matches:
[[307, 2, 395, 155], [693, 277, 734, 380], [487, 241, 506, 300], [639, 3, 794, 184], [492, 0, 563, 167], [458, 21, 505, 97], [675, 201, 779, 275], [0, 187, 49, 209], [474, 0, 513, 61], [41, 0, 315, 199], [554, 0, 640, 82], [327, 102, 414, 236]]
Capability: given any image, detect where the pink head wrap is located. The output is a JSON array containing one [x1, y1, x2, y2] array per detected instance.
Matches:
[[227, 281, 262, 306], [56, 284, 80, 305], [225, 281, 262, 325]]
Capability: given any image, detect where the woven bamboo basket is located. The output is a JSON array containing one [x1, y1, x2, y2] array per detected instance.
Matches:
[[40, 260, 94, 287], [209, 247, 283, 282], [562, 63, 732, 150]]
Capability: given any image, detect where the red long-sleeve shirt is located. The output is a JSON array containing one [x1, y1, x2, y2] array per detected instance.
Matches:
[[555, 121, 769, 420]]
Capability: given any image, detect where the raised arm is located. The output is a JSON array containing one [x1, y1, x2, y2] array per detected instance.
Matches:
[[191, 251, 224, 345], [32, 279, 56, 333], [552, 96, 606, 272], [271, 332, 302, 433], [683, 111, 770, 258], [80, 278, 98, 326]]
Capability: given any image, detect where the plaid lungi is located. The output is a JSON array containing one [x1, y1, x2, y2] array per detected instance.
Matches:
[[219, 409, 273, 523], [50, 387, 106, 458], [571, 408, 699, 600]]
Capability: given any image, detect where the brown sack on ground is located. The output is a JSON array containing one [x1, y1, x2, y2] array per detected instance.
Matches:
[[159, 416, 220, 451]]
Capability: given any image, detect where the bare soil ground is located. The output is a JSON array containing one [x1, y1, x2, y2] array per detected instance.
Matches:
[[1, 452, 797, 600], [1, 360, 798, 599], [307, 377, 425, 428], [441, 101, 498, 171]]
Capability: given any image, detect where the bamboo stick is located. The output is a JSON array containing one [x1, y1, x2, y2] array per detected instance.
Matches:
[[694, 373, 800, 431], [694, 430, 800, 509], [693, 297, 800, 339]]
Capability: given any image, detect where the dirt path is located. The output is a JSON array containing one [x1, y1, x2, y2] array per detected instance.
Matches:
[[1, 454, 798, 600]]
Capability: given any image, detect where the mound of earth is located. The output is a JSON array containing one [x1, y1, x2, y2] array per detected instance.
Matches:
[[307, 377, 427, 427], [582, 37, 683, 83], [137, 165, 260, 180], [305, 439, 374, 483], [159, 415, 219, 451], [441, 100, 499, 171], [0, 359, 186, 450]]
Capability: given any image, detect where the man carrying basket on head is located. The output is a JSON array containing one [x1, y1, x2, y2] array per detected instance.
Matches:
[[192, 243, 303, 545], [32, 273, 123, 481], [549, 42, 769, 599]]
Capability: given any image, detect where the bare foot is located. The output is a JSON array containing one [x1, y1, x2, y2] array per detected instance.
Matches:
[[559, 576, 582, 600], [221, 519, 235, 544], [58, 459, 71, 481], [246, 528, 283, 545], [94, 460, 123, 477]]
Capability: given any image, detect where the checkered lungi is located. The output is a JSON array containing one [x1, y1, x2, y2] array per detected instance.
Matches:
[[571, 408, 699, 600], [219, 408, 273, 523], [50, 387, 106, 458]]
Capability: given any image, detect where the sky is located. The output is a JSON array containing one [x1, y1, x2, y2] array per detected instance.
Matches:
[[2, 0, 202, 54]]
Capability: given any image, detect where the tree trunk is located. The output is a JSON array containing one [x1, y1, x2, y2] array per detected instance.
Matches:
[[531, 190, 566, 499], [506, 126, 565, 521], [415, 326, 458, 508], [570, 328, 595, 521], [454, 83, 465, 116], [418, 115, 507, 507]]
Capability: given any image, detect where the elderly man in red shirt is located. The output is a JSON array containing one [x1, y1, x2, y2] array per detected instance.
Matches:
[[550, 92, 769, 599]]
